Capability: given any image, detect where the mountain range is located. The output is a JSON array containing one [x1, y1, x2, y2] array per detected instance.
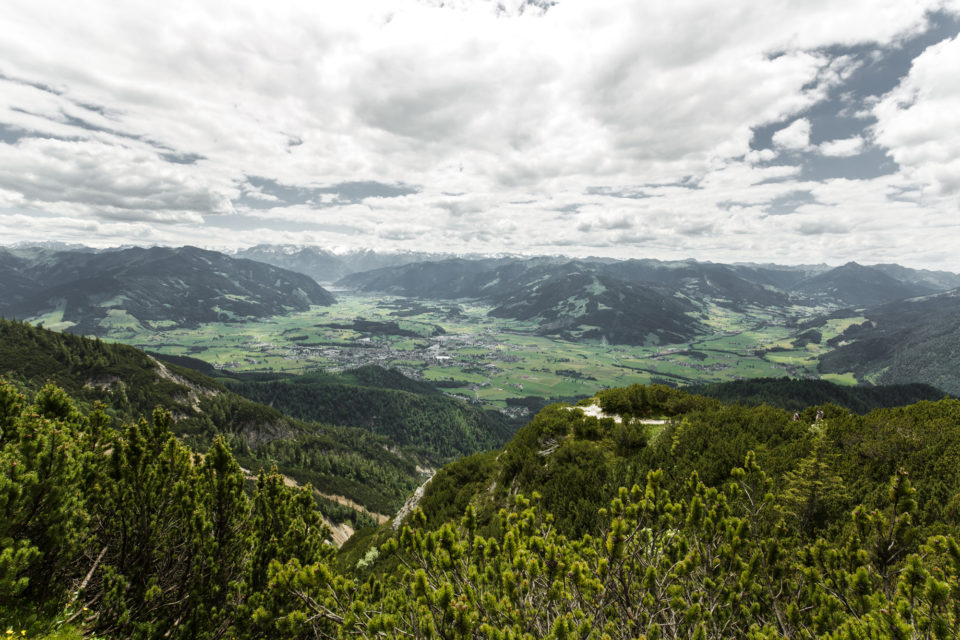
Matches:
[[0, 245, 335, 335], [338, 254, 960, 346], [788, 261, 944, 308], [3, 243, 960, 391], [339, 254, 960, 308], [233, 244, 457, 284]]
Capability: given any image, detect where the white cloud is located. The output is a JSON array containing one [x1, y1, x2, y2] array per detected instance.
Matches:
[[745, 149, 777, 164], [772, 118, 812, 151], [0, 138, 236, 222], [873, 33, 960, 198], [818, 136, 865, 157], [0, 0, 943, 188], [0, 1, 957, 268]]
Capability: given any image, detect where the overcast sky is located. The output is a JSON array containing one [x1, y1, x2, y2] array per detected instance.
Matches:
[[2, 0, 959, 270]]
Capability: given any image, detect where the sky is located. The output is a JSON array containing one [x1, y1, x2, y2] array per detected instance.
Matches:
[[1, 0, 960, 270]]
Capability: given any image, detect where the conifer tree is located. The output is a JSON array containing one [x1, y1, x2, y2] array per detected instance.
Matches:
[[93, 409, 204, 638], [0, 383, 90, 615], [780, 428, 850, 536]]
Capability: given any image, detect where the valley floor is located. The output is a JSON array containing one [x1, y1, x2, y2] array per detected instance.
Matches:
[[35, 292, 864, 411]]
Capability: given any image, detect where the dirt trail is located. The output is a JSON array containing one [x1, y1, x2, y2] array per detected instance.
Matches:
[[568, 403, 667, 425]]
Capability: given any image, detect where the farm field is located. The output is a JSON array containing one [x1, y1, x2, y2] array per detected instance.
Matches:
[[80, 293, 858, 409]]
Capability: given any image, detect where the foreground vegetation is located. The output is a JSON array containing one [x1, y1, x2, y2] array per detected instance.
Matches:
[[0, 380, 331, 638], [3, 375, 960, 638]]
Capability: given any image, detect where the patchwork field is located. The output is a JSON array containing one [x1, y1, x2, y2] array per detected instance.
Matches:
[[67, 293, 858, 409]]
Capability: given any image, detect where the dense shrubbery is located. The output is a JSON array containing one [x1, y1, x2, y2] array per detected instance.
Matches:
[[416, 387, 960, 543], [0, 379, 330, 638], [596, 383, 722, 419], [265, 459, 959, 640], [3, 378, 960, 639], [686, 377, 948, 413]]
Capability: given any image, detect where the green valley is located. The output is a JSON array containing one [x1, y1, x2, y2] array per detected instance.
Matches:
[[73, 293, 861, 412], [9, 247, 960, 401]]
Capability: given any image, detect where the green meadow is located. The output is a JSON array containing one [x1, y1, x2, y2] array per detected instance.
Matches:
[[72, 293, 859, 408]]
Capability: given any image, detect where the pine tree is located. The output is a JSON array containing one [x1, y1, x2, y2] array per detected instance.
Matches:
[[93, 409, 204, 638], [0, 382, 90, 615], [780, 429, 850, 536]]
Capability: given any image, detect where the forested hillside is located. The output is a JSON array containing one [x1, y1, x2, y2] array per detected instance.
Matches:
[[220, 367, 515, 465], [409, 384, 960, 540], [685, 376, 948, 413], [0, 319, 422, 522], [818, 289, 960, 395], [4, 380, 959, 639]]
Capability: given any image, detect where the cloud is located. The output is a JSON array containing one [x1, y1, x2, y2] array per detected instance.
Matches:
[[873, 33, 960, 197], [772, 118, 812, 151], [0, 1, 957, 268], [0, 212, 177, 246], [576, 213, 634, 232], [0, 137, 235, 222], [796, 220, 850, 235], [745, 148, 777, 164], [676, 222, 716, 237], [239, 177, 419, 209], [612, 231, 655, 244], [2, 0, 944, 191], [376, 226, 423, 241], [818, 136, 865, 157], [765, 189, 818, 215]]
